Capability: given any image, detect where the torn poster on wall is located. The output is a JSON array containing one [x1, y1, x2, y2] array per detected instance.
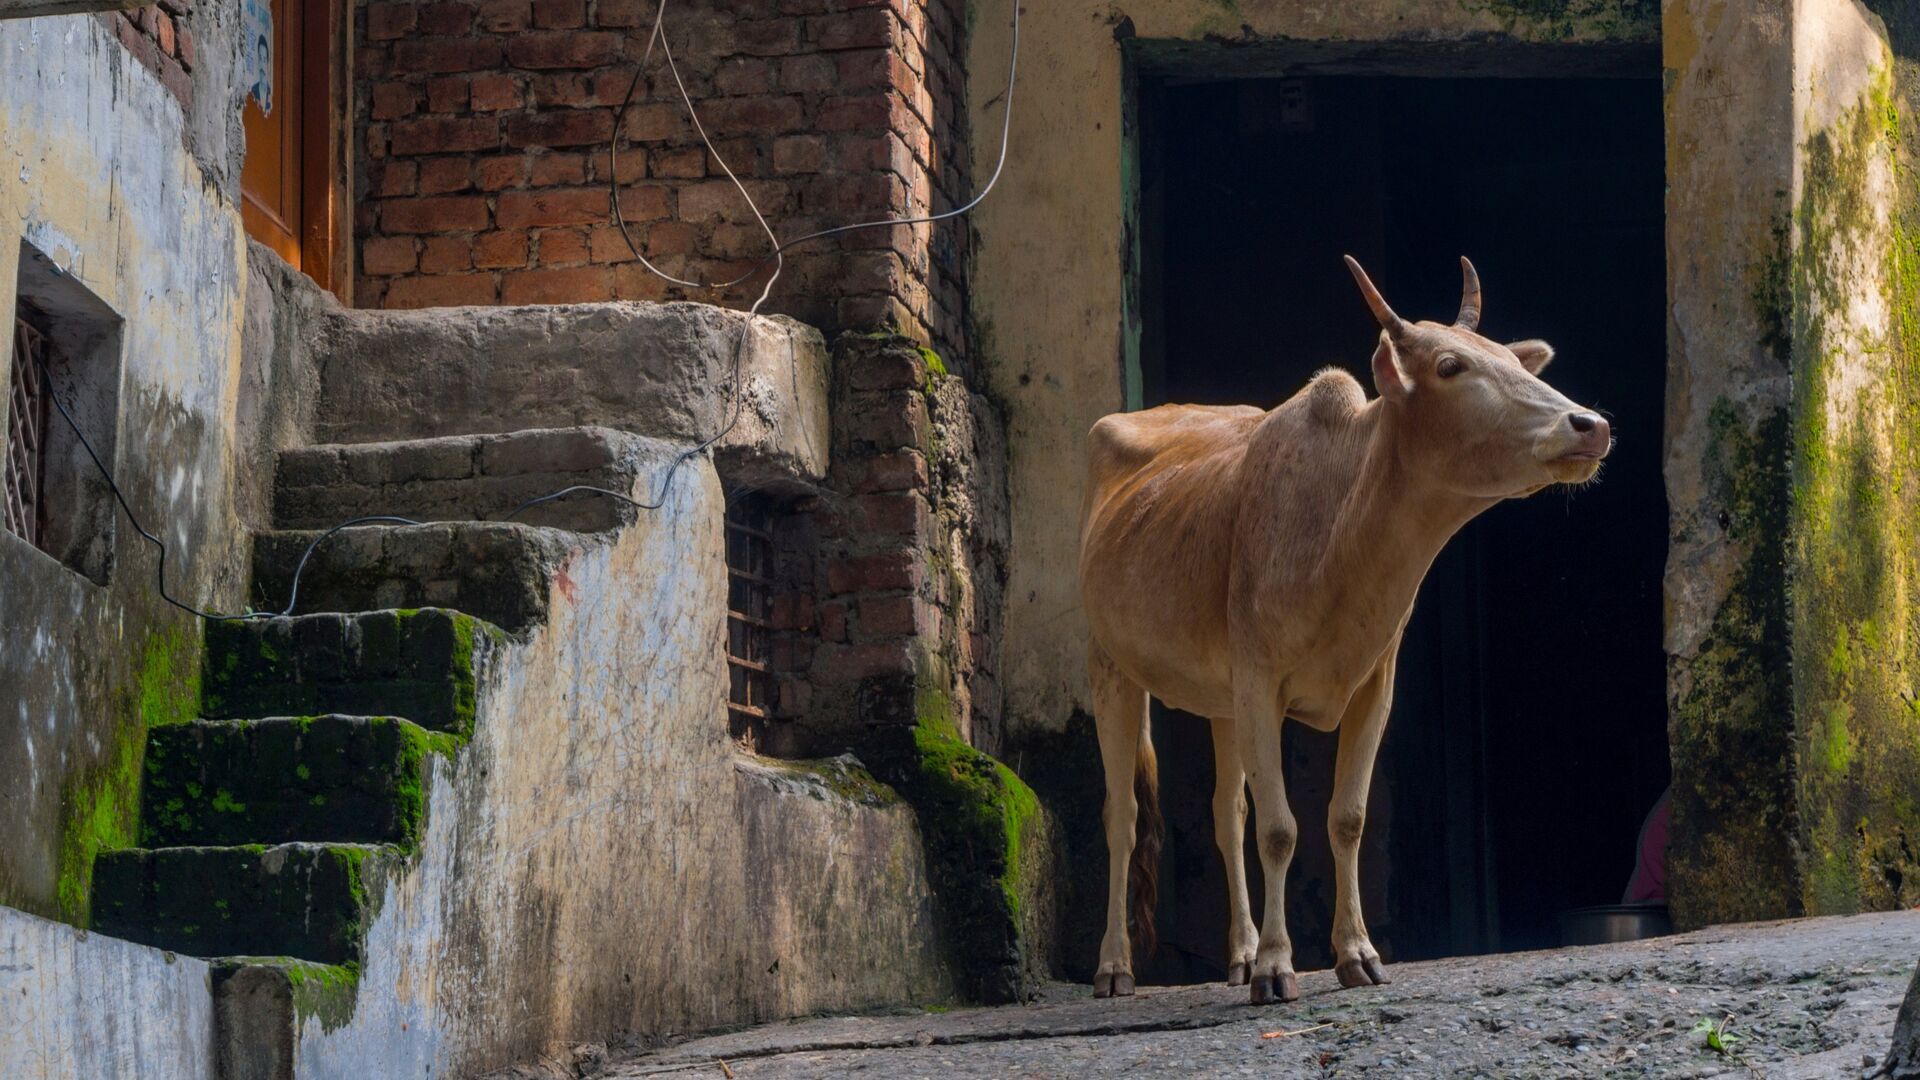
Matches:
[[242, 0, 273, 114]]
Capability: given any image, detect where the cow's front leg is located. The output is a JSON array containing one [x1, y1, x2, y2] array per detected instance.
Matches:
[[1236, 681, 1299, 1005], [1330, 652, 1394, 988], [1208, 716, 1257, 986], [1090, 641, 1149, 998]]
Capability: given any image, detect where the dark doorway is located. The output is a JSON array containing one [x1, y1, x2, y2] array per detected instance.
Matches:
[[1135, 73, 1670, 980]]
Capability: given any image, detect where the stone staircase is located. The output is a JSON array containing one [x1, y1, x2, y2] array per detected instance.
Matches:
[[88, 426, 650, 1046]]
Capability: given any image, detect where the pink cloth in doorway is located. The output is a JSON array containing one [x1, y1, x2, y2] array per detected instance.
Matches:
[[1623, 787, 1672, 903]]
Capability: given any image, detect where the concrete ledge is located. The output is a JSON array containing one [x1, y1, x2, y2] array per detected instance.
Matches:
[[312, 302, 830, 485], [0, 0, 148, 19], [0, 905, 216, 1079]]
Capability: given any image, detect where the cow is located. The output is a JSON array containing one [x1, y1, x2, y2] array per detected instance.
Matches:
[[1077, 256, 1612, 1004]]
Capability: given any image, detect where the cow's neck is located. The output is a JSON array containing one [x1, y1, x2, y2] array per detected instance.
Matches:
[[1323, 409, 1494, 612]]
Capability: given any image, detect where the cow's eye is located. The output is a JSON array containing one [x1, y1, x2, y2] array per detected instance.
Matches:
[[1436, 355, 1466, 379]]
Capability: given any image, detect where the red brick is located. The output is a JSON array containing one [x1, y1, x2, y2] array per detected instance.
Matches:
[[595, 0, 646, 26], [474, 155, 527, 190], [154, 10, 176, 56], [374, 160, 418, 197], [530, 72, 631, 108], [835, 48, 901, 90], [361, 236, 418, 276], [811, 9, 893, 50], [714, 58, 772, 96], [815, 95, 890, 132], [469, 73, 522, 112], [530, 152, 588, 186], [592, 145, 648, 184], [772, 135, 825, 175], [729, 18, 800, 56], [426, 76, 470, 113], [818, 601, 848, 643], [392, 38, 503, 74], [370, 81, 418, 121], [826, 551, 920, 595], [472, 230, 530, 268], [496, 188, 606, 228], [174, 24, 195, 69], [856, 451, 928, 493], [621, 102, 685, 142], [857, 492, 929, 536], [615, 185, 672, 221], [701, 95, 804, 135], [420, 235, 473, 273], [366, 2, 415, 40], [536, 227, 591, 266], [501, 265, 614, 304], [389, 116, 499, 155], [770, 593, 814, 632], [677, 179, 785, 221], [504, 110, 613, 148], [505, 31, 620, 70], [848, 348, 925, 390], [532, 0, 585, 28], [416, 2, 473, 34], [779, 55, 836, 93], [382, 195, 490, 233], [859, 594, 929, 638], [474, 0, 530, 31], [645, 146, 701, 179], [418, 157, 473, 194], [613, 262, 673, 301], [642, 220, 698, 254], [816, 641, 913, 681], [383, 273, 497, 308]]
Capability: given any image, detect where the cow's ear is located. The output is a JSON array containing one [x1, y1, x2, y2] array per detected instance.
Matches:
[[1371, 335, 1409, 399], [1509, 339, 1554, 375]]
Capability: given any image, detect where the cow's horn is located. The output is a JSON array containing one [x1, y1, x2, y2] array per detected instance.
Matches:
[[1343, 256, 1407, 338], [1455, 256, 1483, 331]]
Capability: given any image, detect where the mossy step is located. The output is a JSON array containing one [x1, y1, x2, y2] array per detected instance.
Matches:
[[91, 843, 398, 965], [210, 956, 363, 1061], [203, 609, 496, 734], [142, 716, 458, 848], [251, 522, 577, 631]]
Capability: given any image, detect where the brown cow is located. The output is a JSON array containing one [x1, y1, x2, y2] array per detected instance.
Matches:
[[1078, 257, 1611, 1004]]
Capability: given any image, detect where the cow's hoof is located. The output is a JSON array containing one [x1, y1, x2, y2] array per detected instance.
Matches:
[[1248, 972, 1299, 1005], [1336, 956, 1389, 988], [1226, 961, 1250, 987], [1094, 971, 1135, 998]]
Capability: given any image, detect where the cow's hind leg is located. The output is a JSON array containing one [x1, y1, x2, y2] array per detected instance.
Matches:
[[1090, 640, 1149, 998], [1235, 674, 1300, 1005], [1330, 653, 1393, 988], [1209, 716, 1257, 986]]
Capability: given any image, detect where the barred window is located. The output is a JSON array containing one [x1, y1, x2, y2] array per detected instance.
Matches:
[[725, 496, 775, 748], [4, 305, 52, 550]]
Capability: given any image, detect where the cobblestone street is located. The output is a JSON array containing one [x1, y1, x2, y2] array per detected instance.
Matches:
[[559, 913, 1920, 1079]]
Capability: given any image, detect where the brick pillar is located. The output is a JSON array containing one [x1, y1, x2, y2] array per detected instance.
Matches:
[[355, 0, 974, 362]]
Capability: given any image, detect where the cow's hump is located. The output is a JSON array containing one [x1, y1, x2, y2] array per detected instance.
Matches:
[[1305, 367, 1367, 425]]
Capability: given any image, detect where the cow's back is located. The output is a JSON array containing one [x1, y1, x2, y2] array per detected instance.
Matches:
[[1079, 404, 1263, 715]]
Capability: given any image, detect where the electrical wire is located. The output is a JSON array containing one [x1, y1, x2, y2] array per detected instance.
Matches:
[[36, 0, 1022, 623]]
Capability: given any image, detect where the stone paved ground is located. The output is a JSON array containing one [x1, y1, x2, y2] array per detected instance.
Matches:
[[523, 912, 1920, 1079]]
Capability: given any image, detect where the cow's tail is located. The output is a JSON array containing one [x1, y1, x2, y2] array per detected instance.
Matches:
[[1129, 722, 1162, 965]]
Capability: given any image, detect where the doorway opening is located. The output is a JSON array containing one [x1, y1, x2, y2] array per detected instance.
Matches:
[[1134, 71, 1670, 980]]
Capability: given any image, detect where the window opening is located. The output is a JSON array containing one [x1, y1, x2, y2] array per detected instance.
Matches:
[[726, 496, 776, 749], [4, 304, 52, 550]]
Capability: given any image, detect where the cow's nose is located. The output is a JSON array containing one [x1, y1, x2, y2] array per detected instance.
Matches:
[[1568, 412, 1611, 454], [1569, 412, 1599, 434]]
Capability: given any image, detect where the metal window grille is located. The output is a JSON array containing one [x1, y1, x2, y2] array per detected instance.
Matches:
[[4, 308, 51, 549], [725, 498, 775, 744]]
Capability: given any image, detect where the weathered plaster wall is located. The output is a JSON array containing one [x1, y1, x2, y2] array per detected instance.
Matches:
[[964, 0, 1659, 737], [292, 446, 953, 1078], [0, 905, 216, 1079], [1660, 0, 1802, 929], [0, 12, 248, 921], [1786, 0, 1920, 916]]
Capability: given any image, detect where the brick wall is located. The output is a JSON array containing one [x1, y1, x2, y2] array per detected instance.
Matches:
[[355, 0, 972, 363], [102, 1, 197, 110]]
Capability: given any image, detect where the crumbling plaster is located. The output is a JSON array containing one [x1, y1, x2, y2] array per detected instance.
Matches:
[[292, 446, 953, 1078], [0, 12, 250, 921], [964, 0, 1658, 738]]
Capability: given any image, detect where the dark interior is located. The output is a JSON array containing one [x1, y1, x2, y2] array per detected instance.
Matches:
[[1136, 74, 1670, 980]]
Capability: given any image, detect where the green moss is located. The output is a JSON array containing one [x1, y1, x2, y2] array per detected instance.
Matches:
[[764, 755, 904, 807], [1459, 0, 1658, 41], [53, 621, 201, 924], [916, 346, 948, 383], [1786, 64, 1920, 915], [285, 959, 361, 1032], [387, 716, 463, 850], [866, 684, 1042, 1003]]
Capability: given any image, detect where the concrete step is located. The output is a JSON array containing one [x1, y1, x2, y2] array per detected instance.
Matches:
[[210, 957, 360, 1076], [275, 425, 654, 533], [91, 843, 400, 965], [141, 716, 456, 848], [202, 609, 497, 734], [251, 522, 575, 631]]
